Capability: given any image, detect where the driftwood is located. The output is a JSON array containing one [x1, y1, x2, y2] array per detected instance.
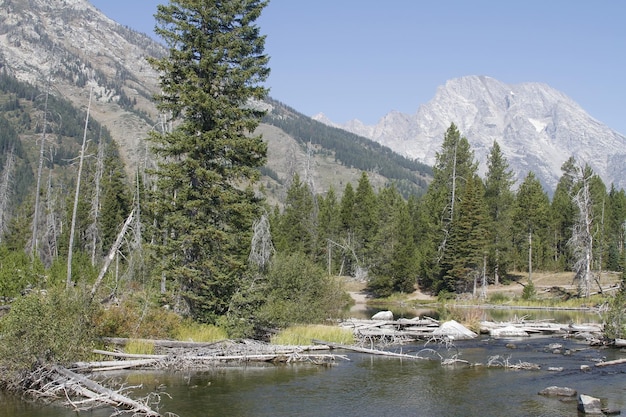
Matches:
[[595, 358, 626, 367], [44, 365, 161, 416], [72, 359, 161, 372], [313, 340, 429, 360]]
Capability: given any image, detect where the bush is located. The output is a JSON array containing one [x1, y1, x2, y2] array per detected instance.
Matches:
[[0, 246, 45, 298], [93, 291, 182, 339], [522, 281, 536, 301], [256, 252, 349, 328], [0, 286, 97, 374], [488, 292, 510, 304], [603, 289, 626, 340]]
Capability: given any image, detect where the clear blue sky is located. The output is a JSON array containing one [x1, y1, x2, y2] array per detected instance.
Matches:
[[90, 0, 626, 134]]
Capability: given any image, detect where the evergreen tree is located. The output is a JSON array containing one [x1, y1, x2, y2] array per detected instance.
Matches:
[[550, 157, 578, 269], [420, 123, 478, 292], [440, 174, 489, 293], [607, 185, 626, 271], [147, 0, 270, 322], [99, 141, 131, 257], [368, 185, 417, 296], [315, 186, 341, 273], [273, 173, 316, 256], [512, 172, 550, 281], [484, 140, 514, 285], [352, 172, 378, 264]]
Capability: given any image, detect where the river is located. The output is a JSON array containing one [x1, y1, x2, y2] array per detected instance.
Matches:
[[2, 333, 625, 417]]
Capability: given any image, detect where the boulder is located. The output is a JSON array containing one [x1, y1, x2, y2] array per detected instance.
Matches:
[[577, 394, 603, 415], [371, 310, 393, 321], [432, 320, 477, 340], [489, 325, 529, 338], [538, 386, 577, 397]]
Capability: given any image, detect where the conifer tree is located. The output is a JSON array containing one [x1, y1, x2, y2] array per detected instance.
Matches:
[[420, 123, 477, 292], [353, 172, 378, 263], [484, 140, 514, 285], [147, 0, 270, 322], [512, 172, 550, 282], [551, 157, 579, 269], [440, 174, 489, 293], [273, 173, 316, 256], [368, 185, 417, 296]]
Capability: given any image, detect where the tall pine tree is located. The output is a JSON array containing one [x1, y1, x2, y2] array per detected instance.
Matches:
[[484, 140, 514, 285], [147, 0, 270, 322]]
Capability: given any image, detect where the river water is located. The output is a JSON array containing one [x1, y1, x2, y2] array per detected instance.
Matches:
[[2, 334, 625, 417]]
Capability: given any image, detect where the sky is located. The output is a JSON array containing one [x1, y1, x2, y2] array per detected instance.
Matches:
[[89, 1, 626, 134]]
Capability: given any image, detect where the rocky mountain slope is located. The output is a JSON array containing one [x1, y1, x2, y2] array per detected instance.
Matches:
[[0, 0, 430, 203], [0, 0, 166, 167], [315, 75, 626, 193]]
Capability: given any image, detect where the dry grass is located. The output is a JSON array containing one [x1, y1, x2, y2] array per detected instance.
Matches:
[[175, 321, 228, 343], [271, 325, 354, 346]]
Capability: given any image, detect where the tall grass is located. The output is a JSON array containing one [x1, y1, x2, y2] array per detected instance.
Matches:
[[271, 325, 354, 346], [125, 339, 155, 355], [175, 321, 228, 343]]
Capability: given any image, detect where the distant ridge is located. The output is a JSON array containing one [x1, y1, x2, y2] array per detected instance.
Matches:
[[315, 75, 626, 192]]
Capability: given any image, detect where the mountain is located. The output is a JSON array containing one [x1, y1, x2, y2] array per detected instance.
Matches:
[[315, 75, 626, 193], [0, 0, 167, 167], [0, 0, 430, 205]]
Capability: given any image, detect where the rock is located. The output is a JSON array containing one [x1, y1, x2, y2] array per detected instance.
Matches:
[[371, 310, 393, 321], [505, 343, 517, 349], [538, 386, 577, 397], [490, 325, 529, 338], [580, 364, 591, 372], [547, 367, 564, 372], [547, 343, 563, 350], [577, 394, 603, 414], [432, 320, 477, 340]]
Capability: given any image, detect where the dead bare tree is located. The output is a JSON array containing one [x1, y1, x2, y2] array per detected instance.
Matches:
[[67, 87, 93, 288], [42, 151, 61, 266], [248, 211, 274, 272], [567, 164, 594, 298], [87, 132, 105, 265], [31, 77, 52, 258], [0, 146, 16, 242]]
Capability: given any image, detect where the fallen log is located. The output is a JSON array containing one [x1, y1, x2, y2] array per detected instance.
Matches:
[[595, 358, 626, 367], [50, 365, 161, 416], [72, 359, 160, 371], [312, 340, 429, 360], [93, 349, 166, 359]]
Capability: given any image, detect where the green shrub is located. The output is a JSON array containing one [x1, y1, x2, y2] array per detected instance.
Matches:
[[93, 291, 182, 339], [0, 246, 44, 298], [603, 289, 626, 339], [522, 281, 536, 301], [488, 292, 510, 304], [0, 286, 96, 373], [256, 252, 349, 328]]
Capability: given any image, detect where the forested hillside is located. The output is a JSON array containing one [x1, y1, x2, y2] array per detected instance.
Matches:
[[270, 123, 626, 298], [0, 69, 131, 271], [263, 98, 432, 197]]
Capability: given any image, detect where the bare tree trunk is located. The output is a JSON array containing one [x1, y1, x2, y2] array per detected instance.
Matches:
[[568, 164, 594, 298], [90, 208, 135, 299], [88, 134, 104, 265], [67, 88, 93, 289], [248, 211, 274, 271], [32, 77, 51, 259], [528, 230, 533, 283], [0, 147, 15, 243]]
